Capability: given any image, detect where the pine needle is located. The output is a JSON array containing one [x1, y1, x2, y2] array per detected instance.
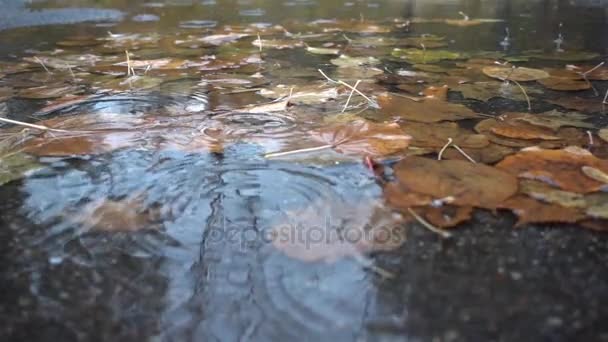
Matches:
[[407, 208, 452, 238], [437, 138, 453, 160], [0, 117, 70, 133], [265, 144, 333, 158], [342, 80, 361, 113]]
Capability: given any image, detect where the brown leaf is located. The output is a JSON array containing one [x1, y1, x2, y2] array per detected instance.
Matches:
[[548, 97, 607, 114], [392, 156, 518, 209], [378, 93, 480, 123], [482, 66, 549, 82], [400, 121, 489, 149], [311, 120, 411, 157], [17, 84, 82, 99], [441, 143, 514, 164], [496, 146, 608, 193], [499, 195, 585, 226], [538, 76, 590, 91], [419, 205, 473, 228]]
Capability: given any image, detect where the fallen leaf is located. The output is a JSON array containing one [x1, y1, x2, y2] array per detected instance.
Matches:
[[496, 146, 608, 193], [420, 205, 473, 228], [400, 121, 489, 148], [330, 55, 380, 68], [305, 45, 340, 55], [392, 156, 518, 209], [259, 83, 339, 104], [391, 48, 463, 64], [520, 179, 587, 208], [310, 120, 411, 157], [538, 76, 590, 91], [454, 82, 541, 102], [378, 93, 481, 123], [548, 97, 607, 114], [441, 143, 514, 164], [74, 196, 159, 232], [199, 33, 249, 45], [253, 39, 303, 50], [506, 110, 593, 131], [482, 66, 549, 82], [0, 152, 41, 186], [526, 50, 600, 62], [243, 99, 291, 113], [598, 128, 608, 143], [17, 85, 82, 99], [499, 195, 585, 226]]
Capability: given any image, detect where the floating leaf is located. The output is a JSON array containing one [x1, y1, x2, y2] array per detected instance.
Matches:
[[305, 45, 340, 55], [391, 48, 463, 64], [0, 87, 13, 102], [499, 195, 585, 226], [0, 153, 42, 186], [507, 110, 593, 131], [482, 66, 549, 82], [496, 146, 608, 193], [199, 33, 249, 45], [548, 97, 607, 114], [243, 99, 291, 113], [538, 76, 590, 91], [454, 82, 541, 102], [253, 39, 303, 50], [598, 128, 608, 143], [392, 156, 518, 209], [17, 85, 82, 99], [526, 50, 600, 62], [309, 120, 411, 157], [378, 93, 481, 123], [259, 83, 339, 104], [400, 121, 489, 148], [330, 55, 380, 68]]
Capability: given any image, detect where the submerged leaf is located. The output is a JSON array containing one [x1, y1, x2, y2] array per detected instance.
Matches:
[[391, 48, 463, 64], [330, 55, 380, 68], [400, 121, 489, 149], [496, 147, 608, 193], [482, 66, 549, 82], [499, 195, 585, 226], [310, 120, 411, 157], [392, 156, 518, 209], [0, 153, 42, 186], [378, 93, 480, 123], [538, 76, 590, 91], [454, 82, 541, 102]]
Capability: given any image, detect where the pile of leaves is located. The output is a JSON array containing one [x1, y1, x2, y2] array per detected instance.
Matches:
[[1, 15, 608, 234]]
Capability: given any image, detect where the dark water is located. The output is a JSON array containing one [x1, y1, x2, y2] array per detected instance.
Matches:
[[1, 1, 608, 341]]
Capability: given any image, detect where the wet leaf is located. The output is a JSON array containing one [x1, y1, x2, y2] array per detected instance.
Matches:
[[598, 128, 608, 143], [391, 48, 463, 64], [421, 205, 473, 228], [499, 195, 585, 226], [253, 39, 303, 50], [482, 66, 549, 82], [0, 152, 42, 186], [520, 180, 587, 208], [441, 143, 514, 164], [548, 97, 607, 114], [330, 55, 380, 68], [508, 110, 593, 131], [582, 166, 608, 184], [454, 82, 541, 102], [538, 76, 590, 91], [378, 93, 481, 123], [310, 120, 411, 157], [410, 17, 504, 26], [392, 156, 518, 209], [496, 146, 608, 193], [400, 121, 489, 149], [243, 99, 291, 113], [526, 50, 600, 62], [305, 45, 340, 55], [0, 87, 13, 102], [199, 33, 249, 45], [17, 84, 82, 99], [75, 196, 159, 232], [259, 83, 339, 104]]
